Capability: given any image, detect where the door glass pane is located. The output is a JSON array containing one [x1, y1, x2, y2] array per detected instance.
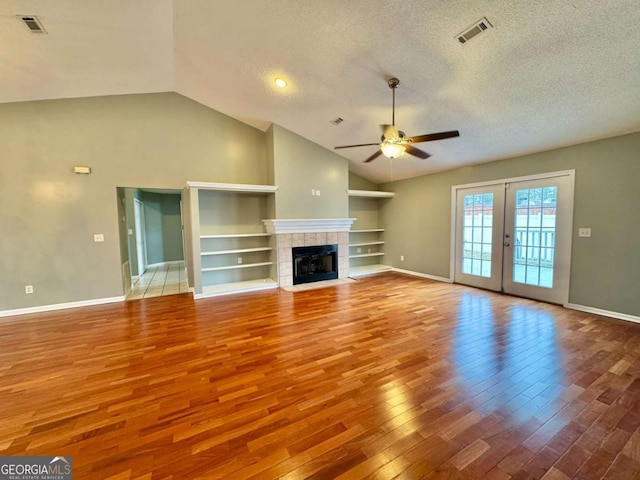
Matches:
[[462, 193, 493, 277], [512, 186, 557, 288]]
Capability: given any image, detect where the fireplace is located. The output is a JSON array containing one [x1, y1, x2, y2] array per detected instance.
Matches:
[[262, 219, 355, 288], [292, 245, 338, 285]]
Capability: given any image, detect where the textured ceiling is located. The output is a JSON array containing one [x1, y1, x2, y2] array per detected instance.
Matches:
[[2, 1, 639, 183]]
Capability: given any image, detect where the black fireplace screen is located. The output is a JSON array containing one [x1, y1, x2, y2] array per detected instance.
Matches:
[[292, 244, 338, 285]]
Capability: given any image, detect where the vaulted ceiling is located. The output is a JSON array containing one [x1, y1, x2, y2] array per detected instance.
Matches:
[[2, 1, 639, 183]]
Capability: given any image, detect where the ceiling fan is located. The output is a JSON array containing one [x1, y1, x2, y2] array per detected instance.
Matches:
[[334, 77, 460, 163]]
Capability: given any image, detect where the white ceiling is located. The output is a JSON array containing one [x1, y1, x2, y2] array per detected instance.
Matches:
[[2, 1, 639, 183]]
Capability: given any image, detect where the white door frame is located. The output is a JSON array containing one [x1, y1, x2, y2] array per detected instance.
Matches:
[[134, 198, 148, 276], [450, 170, 575, 304]]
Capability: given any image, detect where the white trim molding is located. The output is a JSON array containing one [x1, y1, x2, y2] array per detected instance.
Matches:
[[186, 181, 278, 193], [263, 218, 356, 234], [565, 303, 640, 324], [0, 296, 125, 319], [392, 268, 453, 283], [347, 189, 395, 198]]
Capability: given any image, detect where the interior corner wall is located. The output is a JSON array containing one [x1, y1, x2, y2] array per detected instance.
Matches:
[[265, 125, 276, 219], [349, 171, 379, 191], [380, 131, 640, 317], [270, 124, 349, 219], [0, 92, 267, 312]]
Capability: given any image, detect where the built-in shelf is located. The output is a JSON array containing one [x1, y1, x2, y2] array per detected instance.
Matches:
[[201, 247, 272, 256], [187, 181, 278, 194], [347, 189, 395, 198], [200, 233, 271, 239], [188, 181, 278, 298], [349, 264, 393, 276], [196, 278, 278, 298], [349, 252, 385, 258], [349, 185, 390, 274], [349, 241, 385, 247], [202, 261, 273, 272]]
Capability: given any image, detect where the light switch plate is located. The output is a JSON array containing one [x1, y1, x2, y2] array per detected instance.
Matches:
[[578, 228, 591, 238]]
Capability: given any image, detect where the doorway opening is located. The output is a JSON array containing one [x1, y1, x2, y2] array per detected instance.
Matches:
[[116, 187, 189, 300], [451, 171, 575, 305]]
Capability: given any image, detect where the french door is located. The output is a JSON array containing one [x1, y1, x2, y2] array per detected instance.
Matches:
[[453, 171, 574, 304]]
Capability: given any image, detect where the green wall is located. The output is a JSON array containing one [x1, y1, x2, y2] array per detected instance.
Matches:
[[349, 171, 379, 191], [0, 93, 267, 310], [381, 132, 640, 317], [271, 124, 349, 219], [139, 191, 184, 265]]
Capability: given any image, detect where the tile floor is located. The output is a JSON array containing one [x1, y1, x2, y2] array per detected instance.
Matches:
[[126, 261, 189, 300]]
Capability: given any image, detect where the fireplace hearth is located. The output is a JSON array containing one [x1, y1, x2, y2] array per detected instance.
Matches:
[[292, 244, 338, 285]]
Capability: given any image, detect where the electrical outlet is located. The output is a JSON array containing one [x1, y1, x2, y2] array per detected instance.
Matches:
[[578, 228, 591, 238], [316, 190, 321, 196], [25, 285, 33, 294], [94, 233, 104, 242], [311, 189, 316, 196], [238, 257, 243, 264], [400, 255, 404, 262], [368, 248, 371, 253], [357, 247, 361, 253]]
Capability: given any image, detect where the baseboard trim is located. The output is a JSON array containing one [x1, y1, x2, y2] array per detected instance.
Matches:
[[0, 296, 125, 319], [564, 303, 640, 324], [391, 268, 453, 284], [194, 283, 278, 299]]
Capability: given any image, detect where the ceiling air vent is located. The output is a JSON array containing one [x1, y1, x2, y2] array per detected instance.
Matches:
[[330, 117, 344, 126], [456, 17, 491, 44], [19, 16, 47, 34]]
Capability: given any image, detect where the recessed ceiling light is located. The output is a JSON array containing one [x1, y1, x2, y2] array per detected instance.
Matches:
[[274, 78, 288, 88]]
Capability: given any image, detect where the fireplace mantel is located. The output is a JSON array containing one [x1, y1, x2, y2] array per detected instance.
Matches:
[[262, 218, 355, 234]]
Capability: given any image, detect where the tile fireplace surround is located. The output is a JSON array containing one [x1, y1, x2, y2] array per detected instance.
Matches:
[[262, 219, 355, 287]]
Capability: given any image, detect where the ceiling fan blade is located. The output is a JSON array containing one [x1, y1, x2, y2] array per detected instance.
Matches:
[[404, 144, 431, 159], [334, 142, 380, 150], [364, 150, 383, 163], [405, 130, 460, 144]]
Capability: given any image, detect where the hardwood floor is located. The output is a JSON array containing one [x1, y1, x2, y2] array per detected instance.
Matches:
[[1, 272, 640, 479]]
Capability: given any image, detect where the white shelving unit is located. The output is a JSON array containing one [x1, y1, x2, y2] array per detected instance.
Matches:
[[349, 241, 385, 247], [347, 189, 395, 198], [348, 189, 394, 276], [350, 264, 392, 276], [184, 181, 279, 298], [349, 252, 385, 258]]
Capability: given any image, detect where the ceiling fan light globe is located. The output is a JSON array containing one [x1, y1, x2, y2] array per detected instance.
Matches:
[[381, 142, 406, 159]]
